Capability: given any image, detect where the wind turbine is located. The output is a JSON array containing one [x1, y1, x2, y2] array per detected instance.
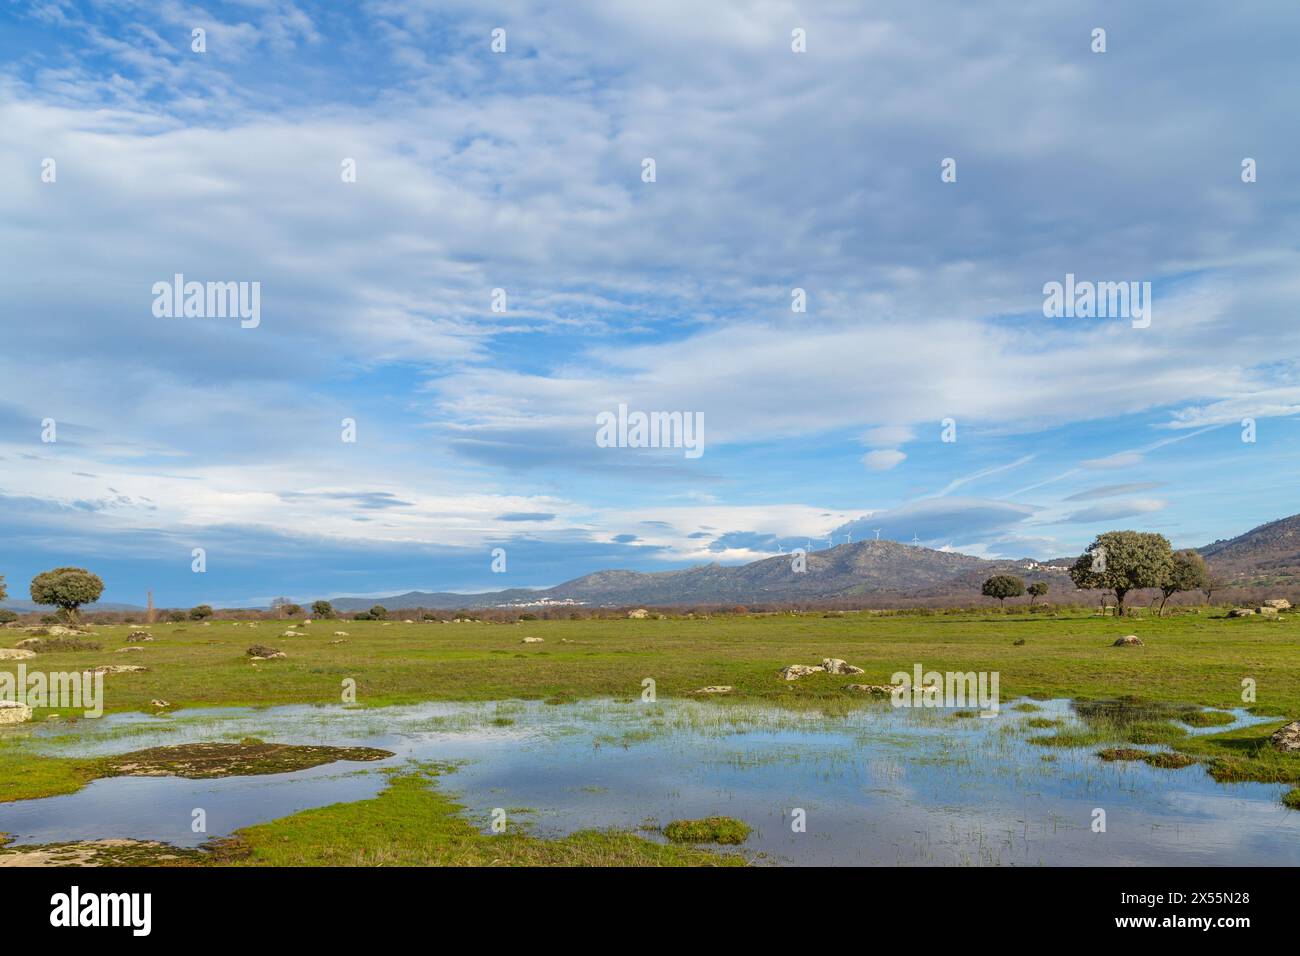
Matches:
[[873, 528, 882, 541], [911, 532, 921, 546]]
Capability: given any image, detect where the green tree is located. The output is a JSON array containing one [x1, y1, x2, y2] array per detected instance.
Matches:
[[1027, 581, 1049, 605], [1069, 531, 1173, 618], [189, 604, 214, 620], [369, 605, 389, 621], [312, 600, 335, 619], [29, 567, 105, 623], [0, 610, 18, 625], [1158, 549, 1208, 615], [0, 574, 7, 604], [281, 603, 303, 617], [981, 574, 1025, 609]]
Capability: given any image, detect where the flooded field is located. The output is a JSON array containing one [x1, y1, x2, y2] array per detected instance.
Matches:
[[1, 698, 1296, 866]]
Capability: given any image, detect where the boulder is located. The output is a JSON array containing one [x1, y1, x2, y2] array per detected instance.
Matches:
[[150, 699, 171, 710], [1264, 599, 1292, 610], [1228, 608, 1256, 617], [1112, 635, 1144, 647], [0, 648, 36, 661], [845, 683, 902, 696], [778, 664, 825, 680], [281, 630, 301, 638], [822, 658, 865, 675], [1256, 606, 1279, 617], [627, 608, 650, 619], [126, 632, 154, 643], [24, 625, 86, 637], [521, 636, 545, 643], [691, 686, 733, 695], [0, 701, 32, 725], [333, 631, 349, 637], [1270, 720, 1300, 753], [115, 646, 145, 653], [93, 664, 149, 674], [246, 645, 285, 660]]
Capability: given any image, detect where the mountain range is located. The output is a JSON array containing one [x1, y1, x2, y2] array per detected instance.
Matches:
[[327, 515, 1300, 613], [5, 515, 1296, 613], [328, 513, 1300, 610]]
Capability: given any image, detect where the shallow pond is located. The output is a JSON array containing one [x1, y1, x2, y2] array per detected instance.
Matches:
[[2, 698, 1296, 865]]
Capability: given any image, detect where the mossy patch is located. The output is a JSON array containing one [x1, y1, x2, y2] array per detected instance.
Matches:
[[1097, 748, 1196, 769], [100, 740, 393, 779], [1182, 710, 1235, 728], [663, 816, 751, 845]]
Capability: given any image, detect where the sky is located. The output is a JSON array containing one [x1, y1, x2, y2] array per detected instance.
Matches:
[[1, 0, 1298, 608]]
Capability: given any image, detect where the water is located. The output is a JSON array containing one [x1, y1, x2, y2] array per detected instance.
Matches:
[[2, 698, 1296, 865]]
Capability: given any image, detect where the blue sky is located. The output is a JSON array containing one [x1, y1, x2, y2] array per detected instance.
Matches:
[[1, 1, 1298, 607]]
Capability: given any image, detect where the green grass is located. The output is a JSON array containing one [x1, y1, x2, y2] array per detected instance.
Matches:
[[2, 611, 1297, 715], [212, 763, 741, 866], [662, 816, 752, 845], [4, 611, 1300, 805]]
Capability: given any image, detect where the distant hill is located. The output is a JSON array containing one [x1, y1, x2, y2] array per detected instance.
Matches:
[[330, 540, 1078, 609], [1199, 513, 1300, 586]]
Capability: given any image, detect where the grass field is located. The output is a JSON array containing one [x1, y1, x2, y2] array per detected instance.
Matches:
[[3, 609, 1298, 863]]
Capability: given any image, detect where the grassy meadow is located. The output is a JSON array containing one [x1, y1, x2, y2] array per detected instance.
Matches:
[[3, 608, 1299, 864]]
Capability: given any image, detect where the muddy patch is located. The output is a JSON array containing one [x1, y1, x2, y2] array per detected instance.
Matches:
[[100, 738, 393, 779], [0, 838, 204, 867]]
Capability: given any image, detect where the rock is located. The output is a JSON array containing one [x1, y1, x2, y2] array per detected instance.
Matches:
[[403, 619, 415, 624], [627, 608, 650, 619], [329, 639, 347, 645], [691, 686, 733, 695], [247, 623, 259, 628], [821, 658, 865, 675], [1112, 635, 1144, 647], [1012, 638, 1026, 646], [150, 699, 171, 709], [778, 664, 825, 680], [126, 632, 154, 643], [0, 648, 36, 661], [115, 646, 145, 653], [1256, 606, 1279, 617], [1264, 599, 1292, 610], [281, 630, 301, 638], [845, 683, 902, 696], [93, 665, 149, 674], [13, 638, 41, 649], [0, 701, 33, 725], [246, 645, 285, 660], [333, 631, 349, 637], [1270, 720, 1300, 753], [301, 620, 312, 625], [24, 625, 86, 637], [521, 636, 545, 643], [1228, 608, 1256, 617]]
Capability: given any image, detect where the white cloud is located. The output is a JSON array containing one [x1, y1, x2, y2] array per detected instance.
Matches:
[[862, 449, 907, 471]]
